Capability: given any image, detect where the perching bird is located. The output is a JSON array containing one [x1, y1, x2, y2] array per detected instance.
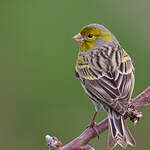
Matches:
[[72, 24, 136, 149]]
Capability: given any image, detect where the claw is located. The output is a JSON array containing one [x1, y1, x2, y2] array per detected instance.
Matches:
[[87, 111, 99, 138], [126, 104, 142, 125], [133, 118, 138, 125], [88, 121, 99, 139]]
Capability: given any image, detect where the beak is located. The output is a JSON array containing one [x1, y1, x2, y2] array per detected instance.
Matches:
[[72, 33, 83, 43]]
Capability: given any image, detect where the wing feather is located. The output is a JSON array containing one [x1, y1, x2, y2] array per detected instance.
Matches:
[[75, 46, 135, 115]]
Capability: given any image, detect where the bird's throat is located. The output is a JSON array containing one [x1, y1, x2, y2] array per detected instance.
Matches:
[[79, 41, 95, 52]]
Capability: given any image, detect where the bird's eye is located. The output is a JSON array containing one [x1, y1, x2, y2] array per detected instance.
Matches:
[[87, 34, 93, 38]]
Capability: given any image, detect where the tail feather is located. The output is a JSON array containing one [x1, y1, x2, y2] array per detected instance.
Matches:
[[108, 111, 135, 149], [108, 126, 118, 149], [124, 119, 136, 146]]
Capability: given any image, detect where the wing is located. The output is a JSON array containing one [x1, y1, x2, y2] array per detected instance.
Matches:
[[75, 46, 135, 115]]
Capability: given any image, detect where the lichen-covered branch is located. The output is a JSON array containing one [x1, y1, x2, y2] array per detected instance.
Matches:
[[46, 87, 150, 150]]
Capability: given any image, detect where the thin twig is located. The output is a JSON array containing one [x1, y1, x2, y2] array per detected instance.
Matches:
[[46, 87, 150, 150]]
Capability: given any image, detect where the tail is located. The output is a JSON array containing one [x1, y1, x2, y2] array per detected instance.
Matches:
[[107, 111, 136, 150]]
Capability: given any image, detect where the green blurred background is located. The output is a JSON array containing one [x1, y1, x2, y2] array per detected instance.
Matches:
[[0, 0, 150, 150]]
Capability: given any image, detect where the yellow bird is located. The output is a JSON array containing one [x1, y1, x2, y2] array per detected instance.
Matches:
[[72, 24, 135, 149]]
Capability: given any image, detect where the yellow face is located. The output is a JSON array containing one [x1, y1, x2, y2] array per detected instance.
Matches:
[[73, 25, 112, 52]]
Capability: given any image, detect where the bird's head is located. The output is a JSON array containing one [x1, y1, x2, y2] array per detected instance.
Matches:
[[72, 24, 114, 52]]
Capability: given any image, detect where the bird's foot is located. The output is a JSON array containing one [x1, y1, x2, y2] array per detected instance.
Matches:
[[126, 104, 142, 125], [87, 121, 99, 139]]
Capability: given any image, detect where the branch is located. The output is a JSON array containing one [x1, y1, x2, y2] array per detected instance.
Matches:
[[46, 87, 150, 150]]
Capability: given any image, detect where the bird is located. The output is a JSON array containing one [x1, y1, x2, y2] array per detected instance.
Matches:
[[72, 24, 136, 149]]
